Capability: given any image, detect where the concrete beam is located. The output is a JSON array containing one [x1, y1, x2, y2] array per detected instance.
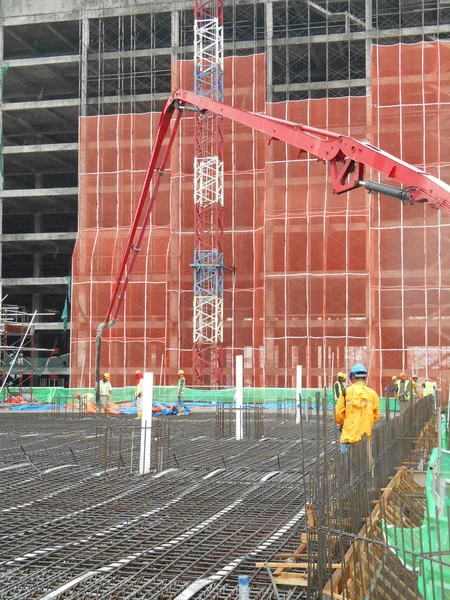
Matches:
[[45, 23, 78, 53], [6, 68, 42, 98], [267, 23, 450, 48], [3, 91, 168, 112], [33, 322, 71, 330], [2, 277, 68, 286], [1, 187, 78, 197], [6, 55, 80, 68], [86, 92, 168, 105], [273, 78, 366, 93], [6, 27, 41, 56], [40, 368, 70, 375], [2, 0, 281, 26], [0, 232, 77, 242], [4, 98, 80, 111], [3, 143, 78, 154], [88, 47, 172, 61]]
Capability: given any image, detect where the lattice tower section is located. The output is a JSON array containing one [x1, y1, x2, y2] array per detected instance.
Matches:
[[193, 0, 225, 388]]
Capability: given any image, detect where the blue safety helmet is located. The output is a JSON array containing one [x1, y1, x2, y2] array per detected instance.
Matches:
[[349, 363, 368, 377]]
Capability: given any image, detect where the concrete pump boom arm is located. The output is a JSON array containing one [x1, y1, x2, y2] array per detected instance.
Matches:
[[171, 89, 450, 213]]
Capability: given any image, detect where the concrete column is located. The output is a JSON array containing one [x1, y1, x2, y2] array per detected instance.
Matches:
[[80, 16, 89, 118], [139, 371, 154, 475], [235, 355, 243, 440], [171, 9, 179, 62], [265, 2, 273, 103], [33, 252, 42, 278], [34, 213, 42, 233], [33, 214, 42, 291], [365, 0, 373, 130], [32, 293, 42, 314]]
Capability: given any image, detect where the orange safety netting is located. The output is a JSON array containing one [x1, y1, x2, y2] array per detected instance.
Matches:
[[71, 43, 450, 393], [369, 41, 450, 394]]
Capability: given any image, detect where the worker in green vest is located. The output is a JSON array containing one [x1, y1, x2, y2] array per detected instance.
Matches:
[[411, 374, 420, 401], [396, 372, 411, 414], [422, 378, 436, 398], [334, 371, 347, 403]]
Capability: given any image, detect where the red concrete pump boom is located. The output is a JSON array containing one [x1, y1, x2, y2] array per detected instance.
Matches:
[[95, 88, 450, 399], [172, 89, 450, 209]]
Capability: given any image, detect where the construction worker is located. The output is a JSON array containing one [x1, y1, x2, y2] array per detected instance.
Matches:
[[135, 370, 143, 419], [177, 369, 185, 415], [387, 375, 398, 394], [335, 363, 380, 453], [411, 374, 420, 401], [396, 372, 411, 414], [99, 372, 112, 416], [422, 378, 436, 399], [334, 372, 347, 403]]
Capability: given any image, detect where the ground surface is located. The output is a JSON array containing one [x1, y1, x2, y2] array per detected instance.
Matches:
[[0, 409, 339, 599]]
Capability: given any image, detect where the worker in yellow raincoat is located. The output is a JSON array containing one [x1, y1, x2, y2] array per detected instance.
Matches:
[[335, 363, 380, 453]]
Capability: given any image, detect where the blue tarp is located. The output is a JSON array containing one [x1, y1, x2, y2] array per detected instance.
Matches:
[[6, 402, 192, 416]]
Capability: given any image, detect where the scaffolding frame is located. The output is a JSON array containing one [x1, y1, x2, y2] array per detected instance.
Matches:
[[0, 305, 35, 399]]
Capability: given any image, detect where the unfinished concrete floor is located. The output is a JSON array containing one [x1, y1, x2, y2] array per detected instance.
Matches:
[[0, 410, 338, 599]]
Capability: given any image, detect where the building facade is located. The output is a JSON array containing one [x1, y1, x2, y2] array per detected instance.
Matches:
[[1, 0, 449, 388]]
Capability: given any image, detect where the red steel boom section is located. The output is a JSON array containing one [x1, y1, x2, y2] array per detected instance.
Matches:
[[97, 89, 450, 384]]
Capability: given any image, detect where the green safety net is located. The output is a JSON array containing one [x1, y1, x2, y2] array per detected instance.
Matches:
[[382, 440, 450, 599], [4, 386, 330, 405], [379, 396, 403, 413], [3, 386, 394, 412]]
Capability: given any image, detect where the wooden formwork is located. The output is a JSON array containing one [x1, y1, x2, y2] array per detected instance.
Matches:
[[256, 505, 318, 588], [323, 466, 426, 600]]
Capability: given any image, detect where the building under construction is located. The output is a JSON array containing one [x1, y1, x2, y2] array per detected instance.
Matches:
[[1, 2, 450, 598], [1, 0, 450, 391]]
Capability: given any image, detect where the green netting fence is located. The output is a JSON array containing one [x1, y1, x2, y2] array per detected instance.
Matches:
[[4, 386, 319, 405], [383, 420, 450, 599], [3, 386, 396, 411]]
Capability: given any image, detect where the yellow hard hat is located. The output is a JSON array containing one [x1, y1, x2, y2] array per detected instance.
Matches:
[[337, 372, 346, 379], [177, 369, 184, 375], [104, 373, 110, 379], [392, 375, 397, 381]]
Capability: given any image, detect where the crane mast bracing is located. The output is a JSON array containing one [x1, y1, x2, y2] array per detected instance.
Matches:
[[95, 89, 450, 394], [193, 0, 225, 388]]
